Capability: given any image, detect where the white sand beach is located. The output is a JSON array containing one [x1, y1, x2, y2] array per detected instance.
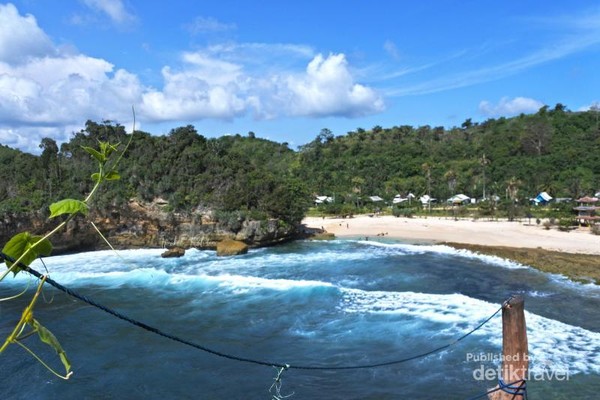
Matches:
[[303, 215, 600, 255]]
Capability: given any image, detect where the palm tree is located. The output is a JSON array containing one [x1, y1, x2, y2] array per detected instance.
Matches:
[[480, 154, 489, 200], [506, 176, 522, 201], [444, 169, 458, 195], [421, 163, 432, 212]]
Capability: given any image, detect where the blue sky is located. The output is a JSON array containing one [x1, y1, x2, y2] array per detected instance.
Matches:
[[1, 0, 599, 153]]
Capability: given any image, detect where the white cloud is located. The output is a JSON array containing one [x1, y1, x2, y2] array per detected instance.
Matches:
[[0, 5, 144, 152], [281, 53, 384, 117], [0, 52, 141, 126], [577, 101, 600, 111], [0, 4, 55, 64], [388, 9, 600, 97], [140, 51, 384, 122], [0, 126, 77, 152], [140, 65, 248, 121], [185, 16, 236, 34], [81, 0, 136, 26], [181, 52, 243, 85], [479, 97, 544, 117], [383, 40, 401, 60], [205, 42, 315, 65], [1, 5, 383, 153]]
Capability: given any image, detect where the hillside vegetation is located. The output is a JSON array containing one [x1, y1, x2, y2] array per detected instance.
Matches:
[[297, 104, 599, 205], [1, 104, 599, 223], [1, 122, 309, 225]]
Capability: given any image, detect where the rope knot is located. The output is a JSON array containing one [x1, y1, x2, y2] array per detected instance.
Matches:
[[269, 364, 294, 400]]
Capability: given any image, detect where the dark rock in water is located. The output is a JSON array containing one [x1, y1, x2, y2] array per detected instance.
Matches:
[[161, 247, 185, 258], [310, 232, 336, 240], [216, 239, 248, 256]]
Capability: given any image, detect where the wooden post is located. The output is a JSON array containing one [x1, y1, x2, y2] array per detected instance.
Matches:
[[489, 295, 528, 399]]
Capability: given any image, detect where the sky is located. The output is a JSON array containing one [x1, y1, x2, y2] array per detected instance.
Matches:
[[1, 0, 599, 154]]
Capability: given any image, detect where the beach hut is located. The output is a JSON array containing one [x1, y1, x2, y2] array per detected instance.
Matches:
[[573, 196, 600, 225], [447, 194, 470, 205]]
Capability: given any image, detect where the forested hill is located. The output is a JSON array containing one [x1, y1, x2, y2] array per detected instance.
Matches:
[[1, 104, 599, 224], [0, 122, 309, 225], [296, 104, 600, 203]]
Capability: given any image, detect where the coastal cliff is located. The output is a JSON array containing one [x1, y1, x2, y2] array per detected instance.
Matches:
[[0, 199, 302, 255]]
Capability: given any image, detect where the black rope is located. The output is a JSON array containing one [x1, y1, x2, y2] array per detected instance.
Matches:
[[1, 251, 505, 372], [465, 379, 527, 400], [499, 377, 527, 397]]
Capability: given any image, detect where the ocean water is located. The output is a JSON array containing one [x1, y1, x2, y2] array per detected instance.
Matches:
[[1, 239, 599, 399]]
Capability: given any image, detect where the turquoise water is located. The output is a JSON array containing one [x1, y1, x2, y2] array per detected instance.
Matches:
[[1, 239, 599, 399]]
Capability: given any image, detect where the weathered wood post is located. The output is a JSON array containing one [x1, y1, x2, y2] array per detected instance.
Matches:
[[489, 295, 528, 399]]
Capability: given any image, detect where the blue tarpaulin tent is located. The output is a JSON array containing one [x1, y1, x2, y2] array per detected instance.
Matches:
[[533, 191, 552, 205]]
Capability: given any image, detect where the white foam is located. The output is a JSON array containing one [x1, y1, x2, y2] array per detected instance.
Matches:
[[30, 248, 165, 274], [340, 289, 600, 375], [353, 241, 529, 269], [8, 263, 336, 295], [21, 241, 528, 281], [203, 273, 335, 292]]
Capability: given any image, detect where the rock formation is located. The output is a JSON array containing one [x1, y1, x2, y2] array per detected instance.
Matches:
[[0, 199, 303, 256], [216, 239, 248, 256]]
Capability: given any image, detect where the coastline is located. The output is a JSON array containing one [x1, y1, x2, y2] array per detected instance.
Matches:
[[303, 215, 600, 284]]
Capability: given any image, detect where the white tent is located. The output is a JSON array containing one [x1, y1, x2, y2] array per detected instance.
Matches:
[[447, 194, 470, 205], [393, 193, 416, 204], [392, 195, 407, 204], [369, 196, 384, 202], [315, 196, 333, 204], [420, 195, 436, 205]]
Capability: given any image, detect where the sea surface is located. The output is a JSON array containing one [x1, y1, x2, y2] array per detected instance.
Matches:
[[1, 239, 599, 399]]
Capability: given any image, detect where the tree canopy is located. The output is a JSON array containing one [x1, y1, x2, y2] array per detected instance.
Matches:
[[1, 105, 599, 222]]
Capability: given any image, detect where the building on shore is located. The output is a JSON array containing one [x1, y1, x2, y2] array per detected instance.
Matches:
[[573, 196, 600, 225]]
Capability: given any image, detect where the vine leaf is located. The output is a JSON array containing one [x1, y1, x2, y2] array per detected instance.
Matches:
[[81, 146, 105, 163], [2, 232, 53, 273], [99, 141, 120, 157], [32, 319, 72, 375], [49, 199, 89, 219], [104, 170, 120, 181]]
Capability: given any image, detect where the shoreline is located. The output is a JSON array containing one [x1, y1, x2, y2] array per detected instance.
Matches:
[[303, 215, 600, 255], [303, 215, 600, 284]]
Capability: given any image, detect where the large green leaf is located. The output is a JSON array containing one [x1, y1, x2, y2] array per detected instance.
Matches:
[[81, 146, 105, 163], [49, 199, 89, 218], [2, 232, 53, 272], [32, 319, 72, 374]]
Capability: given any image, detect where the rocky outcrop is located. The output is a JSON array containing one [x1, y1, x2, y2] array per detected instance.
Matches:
[[216, 239, 248, 256], [161, 247, 186, 258], [0, 199, 303, 256], [310, 232, 336, 240]]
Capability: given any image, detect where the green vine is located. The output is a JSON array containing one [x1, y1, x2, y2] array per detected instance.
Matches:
[[0, 108, 135, 379]]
